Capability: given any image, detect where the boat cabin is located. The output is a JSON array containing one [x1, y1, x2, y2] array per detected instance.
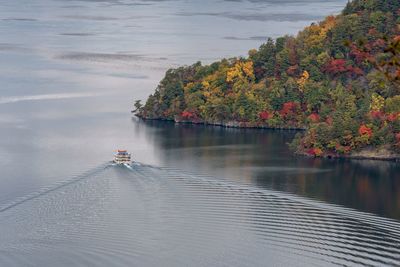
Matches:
[[114, 150, 131, 164]]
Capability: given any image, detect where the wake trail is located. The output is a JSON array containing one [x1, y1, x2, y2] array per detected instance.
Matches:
[[0, 162, 111, 213], [142, 164, 400, 239]]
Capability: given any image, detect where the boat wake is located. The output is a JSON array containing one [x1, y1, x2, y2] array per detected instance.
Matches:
[[0, 162, 399, 266], [0, 162, 110, 213]]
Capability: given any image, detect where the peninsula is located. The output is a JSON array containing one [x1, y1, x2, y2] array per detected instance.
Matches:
[[134, 0, 400, 160]]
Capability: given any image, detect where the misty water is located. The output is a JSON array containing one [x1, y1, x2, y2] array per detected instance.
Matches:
[[1, 0, 400, 266]]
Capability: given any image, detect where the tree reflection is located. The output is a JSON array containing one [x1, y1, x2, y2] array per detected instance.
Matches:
[[136, 120, 400, 220]]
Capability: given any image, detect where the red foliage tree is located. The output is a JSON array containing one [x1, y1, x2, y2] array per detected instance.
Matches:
[[325, 116, 333, 125], [280, 102, 299, 118], [374, 38, 386, 47], [307, 147, 323, 157], [286, 65, 299, 76], [387, 113, 400, 122], [181, 111, 196, 120], [359, 124, 373, 138], [335, 144, 352, 154], [347, 65, 364, 76], [259, 111, 271, 120], [324, 59, 348, 74], [350, 44, 371, 64], [324, 59, 363, 76], [369, 110, 385, 120], [308, 113, 320, 123], [396, 133, 400, 143]]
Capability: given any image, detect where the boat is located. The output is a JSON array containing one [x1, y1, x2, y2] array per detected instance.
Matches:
[[113, 150, 131, 165]]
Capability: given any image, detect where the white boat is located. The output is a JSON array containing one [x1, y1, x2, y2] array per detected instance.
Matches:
[[113, 150, 131, 165]]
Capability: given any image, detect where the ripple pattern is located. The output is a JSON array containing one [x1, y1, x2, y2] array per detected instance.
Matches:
[[0, 163, 399, 266]]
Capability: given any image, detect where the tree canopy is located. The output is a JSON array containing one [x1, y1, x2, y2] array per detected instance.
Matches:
[[136, 0, 400, 157]]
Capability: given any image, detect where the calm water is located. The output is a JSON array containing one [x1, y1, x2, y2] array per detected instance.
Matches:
[[1, 0, 400, 266]]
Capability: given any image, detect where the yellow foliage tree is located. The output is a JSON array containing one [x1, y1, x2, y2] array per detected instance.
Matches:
[[297, 70, 310, 92], [300, 16, 336, 50], [226, 61, 255, 83], [370, 93, 385, 111]]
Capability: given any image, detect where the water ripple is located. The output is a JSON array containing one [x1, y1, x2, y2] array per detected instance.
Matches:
[[0, 163, 399, 266]]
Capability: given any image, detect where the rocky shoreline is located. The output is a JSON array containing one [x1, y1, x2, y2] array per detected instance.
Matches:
[[296, 146, 400, 162], [136, 115, 306, 131]]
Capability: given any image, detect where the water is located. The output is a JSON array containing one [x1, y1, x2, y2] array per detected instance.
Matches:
[[1, 164, 399, 266], [1, 0, 400, 266]]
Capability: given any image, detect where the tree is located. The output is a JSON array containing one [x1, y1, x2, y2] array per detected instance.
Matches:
[[137, 0, 400, 156], [132, 100, 143, 114], [250, 38, 276, 80], [385, 95, 400, 113]]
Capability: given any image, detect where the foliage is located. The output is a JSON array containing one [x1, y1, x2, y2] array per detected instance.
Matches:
[[136, 0, 400, 157]]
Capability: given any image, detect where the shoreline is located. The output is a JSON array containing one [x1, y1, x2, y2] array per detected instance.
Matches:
[[135, 115, 306, 131], [296, 151, 400, 162], [136, 115, 400, 163]]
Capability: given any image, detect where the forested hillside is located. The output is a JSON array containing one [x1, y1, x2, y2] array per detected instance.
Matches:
[[135, 0, 400, 159]]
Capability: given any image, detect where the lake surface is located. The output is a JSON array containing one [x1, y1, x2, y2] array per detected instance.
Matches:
[[1, 0, 400, 266]]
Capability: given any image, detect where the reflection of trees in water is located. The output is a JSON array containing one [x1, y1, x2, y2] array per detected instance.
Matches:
[[254, 159, 400, 220], [135, 120, 400, 220], [138, 120, 298, 175], [140, 120, 297, 165]]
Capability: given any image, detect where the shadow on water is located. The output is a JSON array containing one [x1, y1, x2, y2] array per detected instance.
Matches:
[[135, 120, 400, 220]]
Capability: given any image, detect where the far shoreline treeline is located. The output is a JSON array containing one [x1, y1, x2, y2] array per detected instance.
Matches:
[[133, 0, 400, 161]]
